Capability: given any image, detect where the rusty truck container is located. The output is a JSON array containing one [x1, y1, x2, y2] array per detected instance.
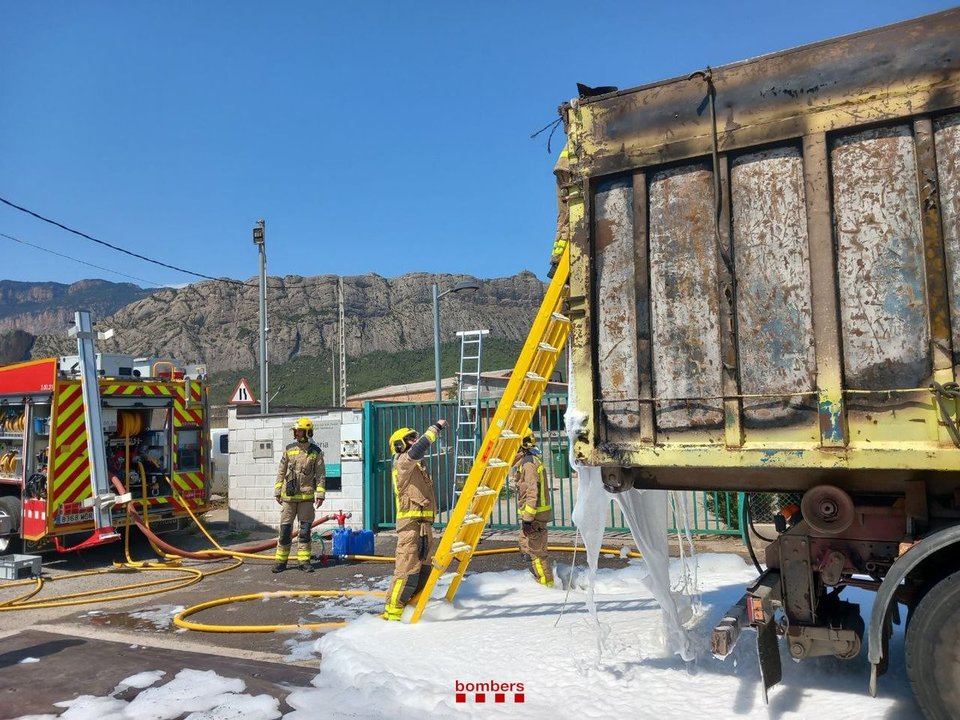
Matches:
[[566, 9, 960, 497], [562, 10, 960, 714]]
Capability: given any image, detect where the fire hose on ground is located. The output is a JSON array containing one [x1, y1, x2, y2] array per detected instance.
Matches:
[[2, 476, 644, 629], [0, 478, 352, 611]]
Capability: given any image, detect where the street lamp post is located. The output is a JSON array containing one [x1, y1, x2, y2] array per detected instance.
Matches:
[[253, 220, 268, 414], [432, 280, 481, 402]]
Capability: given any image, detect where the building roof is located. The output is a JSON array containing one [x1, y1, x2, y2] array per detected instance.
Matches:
[[348, 377, 457, 401], [347, 369, 567, 403]]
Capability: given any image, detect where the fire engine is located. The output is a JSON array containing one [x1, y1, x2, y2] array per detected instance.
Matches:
[[0, 311, 211, 553]]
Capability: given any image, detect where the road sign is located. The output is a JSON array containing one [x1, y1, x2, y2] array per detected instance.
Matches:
[[229, 378, 257, 405]]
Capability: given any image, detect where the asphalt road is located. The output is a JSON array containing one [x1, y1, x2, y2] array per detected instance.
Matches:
[[0, 513, 631, 718], [0, 511, 745, 718]]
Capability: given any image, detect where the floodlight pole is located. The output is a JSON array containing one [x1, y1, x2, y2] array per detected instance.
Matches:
[[253, 220, 268, 414], [431, 280, 481, 403], [432, 283, 442, 403]]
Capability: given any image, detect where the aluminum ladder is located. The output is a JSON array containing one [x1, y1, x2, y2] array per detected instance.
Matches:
[[452, 329, 488, 501], [411, 245, 569, 622]]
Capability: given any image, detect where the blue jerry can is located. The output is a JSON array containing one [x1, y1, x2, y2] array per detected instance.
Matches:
[[332, 527, 351, 557], [350, 529, 375, 556]]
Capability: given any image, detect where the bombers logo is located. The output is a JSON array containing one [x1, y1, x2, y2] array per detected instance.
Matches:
[[454, 680, 525, 704]]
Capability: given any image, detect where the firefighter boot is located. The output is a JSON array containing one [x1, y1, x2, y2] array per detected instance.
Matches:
[[272, 561, 287, 574], [531, 557, 554, 587], [299, 561, 314, 573], [408, 566, 433, 605]]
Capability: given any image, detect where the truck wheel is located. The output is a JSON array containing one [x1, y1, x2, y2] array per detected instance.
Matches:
[[0, 495, 21, 532], [0, 495, 22, 553], [905, 569, 960, 720]]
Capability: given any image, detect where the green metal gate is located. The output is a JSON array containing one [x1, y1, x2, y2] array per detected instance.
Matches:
[[362, 396, 741, 536]]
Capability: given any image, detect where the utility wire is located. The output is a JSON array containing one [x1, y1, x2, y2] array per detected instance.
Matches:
[[0, 231, 162, 287], [530, 116, 564, 153], [0, 195, 249, 286]]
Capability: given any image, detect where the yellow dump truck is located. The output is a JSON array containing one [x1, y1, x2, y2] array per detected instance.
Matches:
[[562, 8, 960, 718]]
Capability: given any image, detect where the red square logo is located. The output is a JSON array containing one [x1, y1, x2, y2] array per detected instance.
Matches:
[[494, 693, 505, 703], [515, 693, 525, 703], [476, 693, 486, 703], [455, 693, 466, 703]]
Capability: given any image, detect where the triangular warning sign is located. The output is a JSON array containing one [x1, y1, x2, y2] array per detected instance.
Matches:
[[229, 378, 258, 405]]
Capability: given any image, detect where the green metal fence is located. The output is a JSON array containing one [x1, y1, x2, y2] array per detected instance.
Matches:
[[362, 396, 741, 537]]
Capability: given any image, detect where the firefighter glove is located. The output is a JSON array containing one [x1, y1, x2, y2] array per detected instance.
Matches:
[[418, 522, 429, 560]]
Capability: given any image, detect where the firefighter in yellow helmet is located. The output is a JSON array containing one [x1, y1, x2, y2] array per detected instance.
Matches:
[[513, 428, 553, 586], [382, 418, 447, 620], [547, 141, 572, 279], [273, 417, 325, 573]]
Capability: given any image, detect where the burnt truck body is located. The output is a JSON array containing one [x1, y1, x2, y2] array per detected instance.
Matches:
[[563, 9, 960, 719]]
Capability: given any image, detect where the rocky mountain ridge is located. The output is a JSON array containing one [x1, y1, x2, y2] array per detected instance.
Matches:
[[0, 279, 154, 335], [12, 272, 545, 372]]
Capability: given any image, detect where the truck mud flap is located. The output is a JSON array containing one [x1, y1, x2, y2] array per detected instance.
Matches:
[[757, 617, 782, 703], [711, 594, 747, 657]]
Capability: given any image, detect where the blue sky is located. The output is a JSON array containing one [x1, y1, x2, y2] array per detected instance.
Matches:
[[1, 1, 954, 288]]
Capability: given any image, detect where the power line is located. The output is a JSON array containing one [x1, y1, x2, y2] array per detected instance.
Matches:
[[0, 195, 249, 286], [0, 231, 162, 286]]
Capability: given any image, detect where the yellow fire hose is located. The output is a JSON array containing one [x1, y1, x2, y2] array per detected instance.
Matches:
[[1, 474, 643, 629], [173, 589, 388, 633], [171, 544, 642, 633]]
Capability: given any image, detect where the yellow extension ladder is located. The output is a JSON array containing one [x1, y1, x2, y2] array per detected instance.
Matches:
[[410, 246, 570, 623]]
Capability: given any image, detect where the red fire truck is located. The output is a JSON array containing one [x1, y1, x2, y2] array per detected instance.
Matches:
[[0, 312, 210, 553]]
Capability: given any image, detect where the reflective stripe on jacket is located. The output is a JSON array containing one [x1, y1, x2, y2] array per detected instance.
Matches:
[[275, 441, 326, 501], [517, 453, 551, 521], [393, 428, 438, 522]]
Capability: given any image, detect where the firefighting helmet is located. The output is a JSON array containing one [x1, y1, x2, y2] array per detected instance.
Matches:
[[293, 417, 314, 437], [521, 428, 536, 448], [389, 427, 417, 454]]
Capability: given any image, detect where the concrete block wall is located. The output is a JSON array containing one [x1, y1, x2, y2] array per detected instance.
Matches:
[[227, 407, 365, 532]]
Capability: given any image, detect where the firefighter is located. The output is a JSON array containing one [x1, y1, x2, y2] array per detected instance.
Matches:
[[547, 141, 572, 279], [382, 418, 446, 620], [513, 429, 554, 586], [273, 417, 325, 573]]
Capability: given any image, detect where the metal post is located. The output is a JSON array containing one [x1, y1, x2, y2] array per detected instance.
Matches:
[[432, 280, 481, 404], [338, 277, 346, 406], [253, 220, 268, 414], [70, 311, 123, 539], [432, 283, 442, 402]]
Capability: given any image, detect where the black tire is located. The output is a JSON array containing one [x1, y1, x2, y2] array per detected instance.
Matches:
[[0, 494, 21, 533], [0, 495, 22, 553], [905, 569, 960, 720]]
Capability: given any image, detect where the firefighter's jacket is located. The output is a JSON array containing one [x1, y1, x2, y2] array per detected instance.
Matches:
[[275, 440, 325, 502], [516, 452, 552, 523], [392, 425, 440, 526], [551, 141, 573, 259]]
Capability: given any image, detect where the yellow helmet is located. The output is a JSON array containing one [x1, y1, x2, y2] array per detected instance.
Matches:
[[389, 427, 417, 454], [293, 417, 314, 433], [521, 428, 536, 447]]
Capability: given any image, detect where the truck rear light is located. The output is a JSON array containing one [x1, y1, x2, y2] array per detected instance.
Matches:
[[748, 596, 766, 625]]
